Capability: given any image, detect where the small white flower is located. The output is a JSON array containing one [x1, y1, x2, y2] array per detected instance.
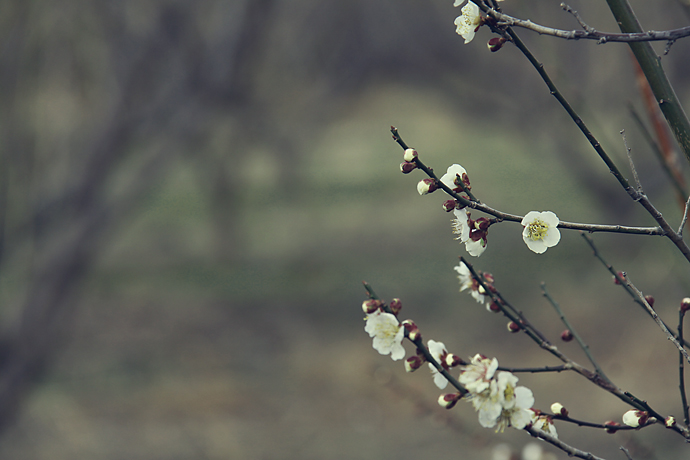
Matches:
[[454, 1, 482, 44], [454, 262, 487, 304], [494, 372, 534, 430], [459, 354, 498, 394], [427, 340, 449, 389], [531, 414, 558, 438], [521, 211, 561, 254], [440, 164, 468, 191], [364, 310, 405, 361]]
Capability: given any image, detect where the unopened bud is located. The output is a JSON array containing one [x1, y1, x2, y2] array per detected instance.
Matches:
[[402, 319, 421, 342], [604, 420, 621, 433], [445, 353, 464, 368], [442, 200, 457, 212], [622, 409, 649, 428], [400, 161, 417, 174], [550, 402, 568, 417], [487, 37, 506, 52], [644, 295, 655, 307], [489, 302, 501, 313], [404, 355, 424, 372], [613, 271, 625, 284], [561, 329, 573, 342], [403, 148, 418, 162], [507, 321, 520, 333], [417, 178, 438, 195], [389, 298, 402, 315], [665, 416, 676, 428], [437, 393, 461, 409], [682, 297, 690, 313], [362, 299, 382, 314]]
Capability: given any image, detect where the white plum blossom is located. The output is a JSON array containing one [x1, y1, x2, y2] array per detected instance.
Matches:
[[521, 211, 561, 254], [452, 208, 471, 241], [452, 209, 490, 257], [427, 340, 449, 389], [440, 164, 468, 191], [458, 354, 538, 432], [454, 261, 487, 304], [494, 372, 534, 431], [531, 413, 559, 438], [453, 1, 482, 44], [364, 310, 405, 361], [459, 354, 498, 393]]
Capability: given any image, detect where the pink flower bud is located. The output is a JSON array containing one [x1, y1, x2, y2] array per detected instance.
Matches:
[[682, 297, 690, 313], [550, 402, 568, 417], [404, 355, 423, 372], [444, 353, 465, 368], [507, 321, 520, 333], [561, 329, 573, 342], [417, 178, 438, 195], [487, 37, 506, 52], [403, 148, 418, 162], [489, 302, 501, 313], [613, 271, 625, 284], [362, 299, 382, 314], [389, 298, 402, 315], [644, 295, 655, 307], [437, 393, 461, 409], [400, 161, 417, 174], [604, 420, 621, 433], [622, 409, 649, 428], [402, 319, 421, 342], [442, 200, 457, 212]]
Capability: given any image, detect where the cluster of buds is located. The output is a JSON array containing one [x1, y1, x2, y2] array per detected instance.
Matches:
[[400, 148, 418, 174]]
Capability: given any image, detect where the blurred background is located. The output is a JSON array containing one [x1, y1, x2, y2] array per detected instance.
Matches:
[[1, 1, 690, 459]]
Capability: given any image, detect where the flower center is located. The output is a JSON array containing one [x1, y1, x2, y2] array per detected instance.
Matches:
[[527, 219, 549, 241]]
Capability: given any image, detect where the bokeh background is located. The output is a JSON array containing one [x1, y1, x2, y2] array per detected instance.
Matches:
[[1, 1, 690, 459]]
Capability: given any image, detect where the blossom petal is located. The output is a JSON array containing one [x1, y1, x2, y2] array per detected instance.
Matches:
[[440, 164, 467, 190]]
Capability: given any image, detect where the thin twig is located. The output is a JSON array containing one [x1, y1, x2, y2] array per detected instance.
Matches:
[[480, 2, 690, 43], [561, 3, 595, 33], [499, 364, 571, 373], [621, 129, 641, 190], [541, 283, 612, 385], [624, 274, 690, 364], [679, 196, 690, 237], [473, 5, 690, 262], [619, 446, 634, 460], [680, 307, 690, 426], [581, 232, 690, 349], [525, 425, 608, 460], [391, 128, 664, 236]]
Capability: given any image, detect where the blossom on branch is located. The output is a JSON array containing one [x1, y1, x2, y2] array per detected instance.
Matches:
[[521, 211, 561, 254], [364, 310, 405, 361], [531, 413, 558, 438], [452, 210, 489, 257], [453, 1, 483, 44], [454, 261, 487, 304], [440, 164, 470, 192], [427, 339, 450, 389], [494, 372, 534, 431]]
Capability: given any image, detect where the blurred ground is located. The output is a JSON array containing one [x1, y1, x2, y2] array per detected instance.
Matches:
[[1, 1, 690, 459]]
